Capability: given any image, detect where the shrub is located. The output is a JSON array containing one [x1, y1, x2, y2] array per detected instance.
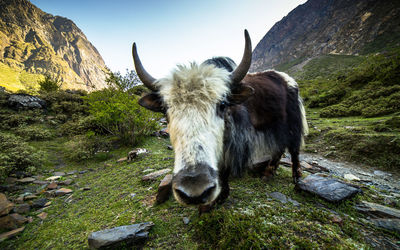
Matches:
[[38, 74, 62, 93], [63, 133, 112, 162], [0, 109, 43, 130], [13, 124, 54, 141], [0, 132, 43, 181], [57, 115, 98, 136], [40, 90, 88, 117], [85, 88, 161, 145]]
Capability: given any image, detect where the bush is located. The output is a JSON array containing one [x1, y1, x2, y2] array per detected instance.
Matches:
[[38, 74, 62, 93], [85, 88, 161, 145], [0, 109, 43, 130], [57, 115, 98, 136], [0, 132, 43, 180], [13, 124, 54, 141], [63, 133, 112, 162], [39, 90, 88, 117]]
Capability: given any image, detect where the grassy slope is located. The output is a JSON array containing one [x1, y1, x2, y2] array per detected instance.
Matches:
[[0, 62, 43, 92], [0, 114, 398, 249]]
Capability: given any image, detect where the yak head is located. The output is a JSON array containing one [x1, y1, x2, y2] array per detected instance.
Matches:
[[133, 30, 253, 206]]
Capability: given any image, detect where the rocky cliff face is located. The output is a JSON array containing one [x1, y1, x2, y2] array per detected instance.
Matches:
[[0, 0, 107, 90], [251, 0, 400, 72]]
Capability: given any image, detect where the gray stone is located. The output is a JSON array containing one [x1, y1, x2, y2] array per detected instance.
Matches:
[[142, 169, 171, 181], [53, 172, 65, 177], [59, 179, 73, 185], [288, 198, 301, 207], [55, 188, 73, 196], [343, 173, 360, 181], [296, 174, 362, 202], [8, 94, 46, 109], [13, 204, 30, 214], [183, 217, 190, 225], [66, 170, 78, 175], [373, 170, 388, 176], [370, 218, 400, 233], [32, 198, 49, 209], [16, 177, 36, 184], [355, 201, 400, 219], [88, 222, 154, 249], [268, 192, 287, 203], [46, 176, 61, 181]]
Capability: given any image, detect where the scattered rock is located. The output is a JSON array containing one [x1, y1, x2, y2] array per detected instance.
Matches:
[[9, 213, 28, 226], [23, 194, 38, 200], [37, 212, 48, 220], [59, 179, 73, 186], [156, 174, 173, 204], [79, 170, 88, 174], [66, 170, 78, 175], [331, 214, 343, 225], [0, 215, 18, 230], [5, 177, 17, 184], [0, 227, 25, 242], [373, 170, 389, 176], [116, 157, 127, 163], [268, 192, 287, 203], [13, 204, 30, 214], [0, 193, 14, 216], [46, 176, 61, 181], [287, 198, 301, 207], [53, 172, 65, 177], [33, 180, 49, 185], [32, 198, 49, 209], [167, 145, 173, 150], [344, 173, 360, 181], [355, 201, 400, 219], [142, 169, 171, 181], [14, 196, 24, 204], [47, 182, 58, 190], [183, 217, 190, 225], [370, 218, 400, 233], [88, 222, 154, 249], [127, 148, 148, 161], [296, 174, 362, 202], [16, 177, 36, 184], [55, 188, 73, 196], [279, 157, 292, 167]]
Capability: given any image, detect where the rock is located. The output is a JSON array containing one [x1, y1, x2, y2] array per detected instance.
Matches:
[[32, 198, 49, 209], [0, 215, 18, 230], [37, 212, 48, 220], [355, 201, 400, 219], [344, 174, 360, 181], [296, 174, 362, 202], [156, 174, 173, 204], [53, 172, 65, 176], [268, 192, 287, 203], [55, 188, 73, 196], [9, 213, 28, 226], [14, 196, 24, 204], [5, 177, 18, 184], [88, 222, 154, 249], [59, 179, 73, 185], [46, 176, 61, 181], [0, 227, 25, 242], [183, 217, 190, 225], [127, 148, 148, 161], [16, 177, 35, 184], [287, 198, 301, 207], [331, 215, 343, 225], [370, 218, 400, 233], [8, 94, 46, 109], [280, 157, 292, 167], [47, 182, 58, 190], [373, 170, 388, 176], [33, 180, 49, 185], [0, 193, 14, 216], [142, 169, 171, 181], [167, 145, 173, 150], [66, 170, 78, 175], [79, 170, 88, 174], [23, 194, 37, 200], [116, 157, 127, 163], [13, 204, 30, 214]]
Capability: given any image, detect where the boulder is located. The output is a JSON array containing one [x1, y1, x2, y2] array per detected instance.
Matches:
[[355, 201, 400, 219], [88, 222, 154, 249], [370, 218, 400, 233], [156, 174, 173, 204], [8, 94, 46, 109], [0, 193, 14, 216], [296, 174, 362, 202]]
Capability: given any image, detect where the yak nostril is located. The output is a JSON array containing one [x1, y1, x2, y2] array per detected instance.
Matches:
[[174, 184, 216, 204], [174, 188, 190, 201]]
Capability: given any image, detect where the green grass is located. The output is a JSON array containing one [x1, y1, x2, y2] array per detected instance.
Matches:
[[0, 62, 43, 92]]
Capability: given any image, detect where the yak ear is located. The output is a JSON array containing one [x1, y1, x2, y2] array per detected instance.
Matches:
[[228, 85, 255, 104], [139, 93, 165, 113]]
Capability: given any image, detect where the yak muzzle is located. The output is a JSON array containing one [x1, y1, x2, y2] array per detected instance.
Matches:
[[172, 163, 219, 205]]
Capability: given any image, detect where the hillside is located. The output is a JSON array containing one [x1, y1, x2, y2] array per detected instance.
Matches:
[[251, 0, 400, 72], [0, 0, 108, 91]]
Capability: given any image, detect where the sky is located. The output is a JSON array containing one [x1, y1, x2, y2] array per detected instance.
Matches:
[[30, 0, 307, 78]]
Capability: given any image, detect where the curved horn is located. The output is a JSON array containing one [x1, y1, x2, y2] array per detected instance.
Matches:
[[132, 43, 157, 92], [230, 30, 252, 84]]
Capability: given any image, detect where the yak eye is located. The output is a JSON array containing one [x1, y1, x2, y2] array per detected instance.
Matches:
[[217, 101, 228, 116]]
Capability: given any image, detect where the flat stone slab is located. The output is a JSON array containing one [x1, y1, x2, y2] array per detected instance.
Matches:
[[142, 169, 171, 181], [88, 222, 154, 249], [296, 174, 362, 202], [16, 177, 35, 184], [0, 226, 25, 242], [370, 218, 400, 233], [355, 201, 400, 219], [46, 176, 61, 181], [55, 188, 73, 196]]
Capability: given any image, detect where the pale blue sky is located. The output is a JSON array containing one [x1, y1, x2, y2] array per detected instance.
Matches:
[[30, 0, 307, 77]]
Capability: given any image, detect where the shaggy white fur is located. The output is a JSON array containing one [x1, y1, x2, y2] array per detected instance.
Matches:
[[157, 63, 231, 175]]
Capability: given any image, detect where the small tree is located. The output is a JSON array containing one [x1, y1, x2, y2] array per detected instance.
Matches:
[[105, 69, 141, 91], [39, 74, 62, 92]]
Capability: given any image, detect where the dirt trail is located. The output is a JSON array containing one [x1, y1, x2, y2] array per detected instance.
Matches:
[[300, 153, 400, 195]]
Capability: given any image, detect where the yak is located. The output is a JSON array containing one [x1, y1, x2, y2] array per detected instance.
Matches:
[[133, 30, 308, 211]]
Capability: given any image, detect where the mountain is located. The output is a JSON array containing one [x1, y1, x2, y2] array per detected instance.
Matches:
[[251, 0, 400, 72], [0, 0, 108, 91]]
